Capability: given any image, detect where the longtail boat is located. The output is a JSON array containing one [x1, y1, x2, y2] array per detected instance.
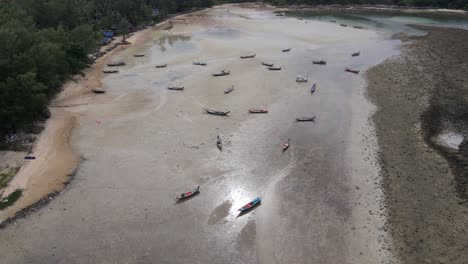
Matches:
[[238, 197, 261, 211], [262, 62, 274, 67], [282, 48, 291, 52], [353, 26, 363, 29], [283, 139, 291, 151], [249, 108, 268, 114], [268, 67, 281, 71], [340, 24, 348, 27], [296, 116, 316, 122], [296, 76, 308, 82], [224, 86, 234, 94], [204, 108, 230, 116], [168, 86, 184, 91], [311, 83, 317, 93], [240, 54, 256, 59], [212, 70, 230, 77], [133, 54, 145, 57], [352, 51, 360, 57], [107, 61, 125, 67], [345, 68, 360, 74], [156, 64, 167, 68], [103, 70, 118, 73], [313, 60, 327, 65], [193, 61, 207, 66], [92, 88, 106, 94], [176, 186, 200, 200]]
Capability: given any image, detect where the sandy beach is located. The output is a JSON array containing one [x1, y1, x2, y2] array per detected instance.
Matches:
[[0, 3, 466, 264]]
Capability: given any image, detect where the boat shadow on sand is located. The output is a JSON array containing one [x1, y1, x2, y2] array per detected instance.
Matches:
[[236, 202, 261, 218], [174, 192, 200, 204]]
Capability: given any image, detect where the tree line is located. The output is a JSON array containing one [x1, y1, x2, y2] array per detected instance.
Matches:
[[0, 0, 214, 137]]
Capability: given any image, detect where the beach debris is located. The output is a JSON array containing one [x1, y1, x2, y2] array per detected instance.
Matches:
[[96, 120, 101, 124]]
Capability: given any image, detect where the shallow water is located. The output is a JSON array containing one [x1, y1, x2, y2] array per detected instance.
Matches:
[[1, 5, 467, 264]]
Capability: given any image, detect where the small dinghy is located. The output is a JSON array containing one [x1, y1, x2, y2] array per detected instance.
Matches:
[[176, 186, 200, 200], [238, 197, 261, 212], [345, 68, 360, 74], [193, 61, 207, 66], [107, 61, 125, 67], [103, 70, 118, 73], [249, 108, 268, 114], [168, 86, 184, 91], [313, 60, 327, 65], [268, 66, 281, 71], [352, 51, 360, 57], [156, 64, 167, 68], [311, 83, 317, 93], [204, 108, 230, 116], [240, 54, 256, 59], [224, 86, 235, 94], [262, 62, 274, 67], [283, 139, 291, 151], [133, 54, 145, 57], [212, 70, 230, 77], [217, 135, 222, 151], [282, 48, 291, 52], [92, 88, 106, 94], [296, 116, 316, 122], [296, 75, 308, 82]]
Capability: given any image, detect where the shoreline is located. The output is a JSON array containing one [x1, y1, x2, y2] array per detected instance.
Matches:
[[273, 4, 467, 13], [366, 25, 468, 263]]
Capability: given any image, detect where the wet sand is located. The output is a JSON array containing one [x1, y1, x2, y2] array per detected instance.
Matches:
[[0, 4, 400, 263], [367, 25, 468, 263]]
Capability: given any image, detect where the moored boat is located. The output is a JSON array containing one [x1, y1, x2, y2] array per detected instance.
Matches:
[[340, 24, 348, 27], [193, 61, 207, 66], [296, 75, 308, 82], [168, 86, 184, 91], [283, 139, 291, 151], [352, 51, 360, 57], [204, 108, 230, 116], [107, 61, 125, 67], [238, 197, 261, 211], [353, 26, 363, 29], [268, 67, 281, 71], [156, 64, 167, 68], [313, 60, 327, 65], [282, 48, 291, 52], [133, 54, 145, 57], [345, 68, 360, 74], [176, 186, 200, 200], [311, 83, 317, 93], [240, 54, 256, 59], [262, 62, 274, 67], [249, 108, 268, 114], [212, 70, 230, 77], [103, 70, 118, 73], [296, 116, 316, 122], [224, 86, 235, 94], [92, 88, 106, 94]]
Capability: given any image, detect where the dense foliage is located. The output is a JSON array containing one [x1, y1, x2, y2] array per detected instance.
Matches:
[[0, 0, 214, 136]]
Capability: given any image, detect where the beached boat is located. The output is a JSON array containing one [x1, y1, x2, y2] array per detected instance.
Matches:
[[133, 54, 145, 57], [107, 61, 125, 67], [352, 51, 360, 57], [118, 40, 131, 45], [92, 88, 106, 94], [340, 24, 348, 27], [156, 64, 167, 68], [313, 60, 327, 65], [103, 70, 118, 73], [193, 61, 207, 66], [345, 68, 360, 74], [268, 67, 281, 71], [217, 135, 222, 150], [168, 86, 184, 91], [176, 186, 200, 200], [353, 26, 364, 29], [212, 70, 230, 77], [283, 139, 291, 151], [262, 62, 274, 67], [240, 54, 256, 59], [238, 197, 261, 211], [282, 48, 291, 52], [204, 108, 230, 116], [311, 83, 317, 93], [296, 75, 308, 82], [296, 116, 316, 122], [224, 86, 235, 94], [249, 109, 268, 114]]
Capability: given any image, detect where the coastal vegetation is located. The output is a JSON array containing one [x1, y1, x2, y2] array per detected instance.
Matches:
[[0, 189, 23, 210]]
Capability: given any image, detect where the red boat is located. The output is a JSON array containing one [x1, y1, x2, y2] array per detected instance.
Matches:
[[238, 197, 261, 212], [249, 109, 268, 114], [176, 186, 200, 200], [345, 68, 360, 74], [283, 139, 291, 151]]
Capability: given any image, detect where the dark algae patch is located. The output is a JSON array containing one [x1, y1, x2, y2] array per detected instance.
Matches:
[[0, 190, 23, 210], [367, 25, 468, 263]]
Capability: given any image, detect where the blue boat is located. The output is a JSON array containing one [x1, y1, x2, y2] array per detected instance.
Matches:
[[238, 197, 261, 211]]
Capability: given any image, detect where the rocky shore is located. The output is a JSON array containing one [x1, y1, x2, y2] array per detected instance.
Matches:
[[367, 25, 468, 263]]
